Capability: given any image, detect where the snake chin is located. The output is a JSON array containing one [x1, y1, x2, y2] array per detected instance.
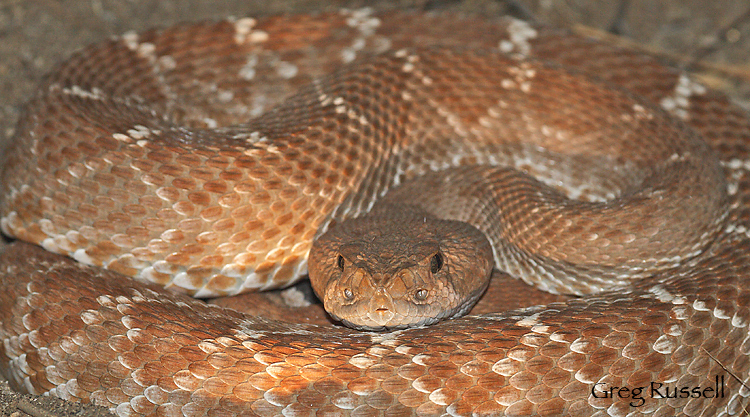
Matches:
[[338, 316, 439, 333], [308, 204, 494, 331]]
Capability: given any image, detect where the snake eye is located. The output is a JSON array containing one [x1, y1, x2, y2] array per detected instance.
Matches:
[[343, 288, 354, 300], [430, 252, 443, 274], [415, 289, 428, 301], [337, 255, 345, 270]]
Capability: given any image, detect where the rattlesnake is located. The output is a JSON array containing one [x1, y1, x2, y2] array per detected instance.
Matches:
[[1, 9, 749, 416]]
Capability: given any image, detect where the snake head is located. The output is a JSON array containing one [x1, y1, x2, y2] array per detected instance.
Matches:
[[308, 205, 493, 331]]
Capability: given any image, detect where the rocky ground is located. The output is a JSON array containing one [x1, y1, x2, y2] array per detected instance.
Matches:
[[1, 0, 749, 415]]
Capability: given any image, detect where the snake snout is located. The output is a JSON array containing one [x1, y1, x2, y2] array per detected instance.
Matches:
[[367, 288, 396, 325]]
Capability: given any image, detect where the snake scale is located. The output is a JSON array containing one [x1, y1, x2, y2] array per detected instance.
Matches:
[[1, 8, 750, 416]]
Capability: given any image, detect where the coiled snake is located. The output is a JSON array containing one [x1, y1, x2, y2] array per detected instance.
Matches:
[[1, 9, 750, 416]]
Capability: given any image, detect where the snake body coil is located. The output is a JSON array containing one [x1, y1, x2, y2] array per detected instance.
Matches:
[[1, 9, 749, 416]]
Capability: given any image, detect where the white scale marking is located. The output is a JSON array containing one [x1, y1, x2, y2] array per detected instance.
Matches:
[[659, 73, 707, 121], [233, 17, 269, 44], [498, 18, 538, 57]]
